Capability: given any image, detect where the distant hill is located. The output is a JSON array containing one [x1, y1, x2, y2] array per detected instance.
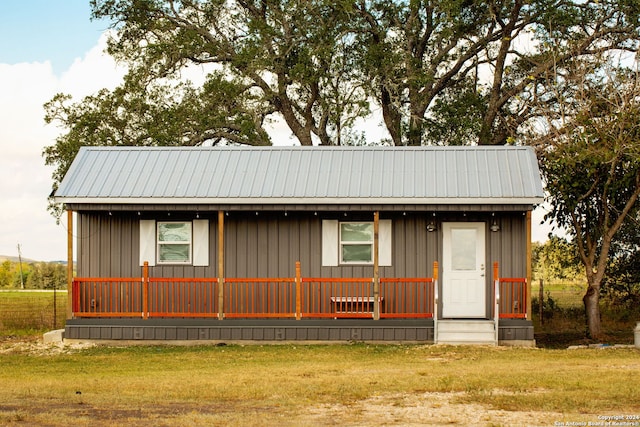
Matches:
[[0, 255, 59, 264]]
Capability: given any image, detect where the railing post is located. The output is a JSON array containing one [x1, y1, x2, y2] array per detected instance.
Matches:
[[493, 262, 499, 344], [433, 261, 439, 343], [143, 261, 149, 319], [295, 261, 302, 320], [72, 279, 79, 315], [523, 278, 528, 320], [67, 209, 74, 319]]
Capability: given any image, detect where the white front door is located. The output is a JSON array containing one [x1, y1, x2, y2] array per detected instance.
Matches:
[[442, 222, 486, 318]]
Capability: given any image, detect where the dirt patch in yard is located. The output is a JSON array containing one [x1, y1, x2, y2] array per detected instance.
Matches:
[[0, 335, 94, 355], [301, 392, 566, 426]]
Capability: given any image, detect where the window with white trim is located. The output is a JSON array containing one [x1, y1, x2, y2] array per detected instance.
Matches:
[[340, 222, 374, 264], [322, 219, 392, 267], [157, 222, 192, 264], [140, 219, 209, 267]]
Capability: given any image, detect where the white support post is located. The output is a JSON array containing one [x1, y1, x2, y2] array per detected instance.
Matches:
[[494, 278, 500, 344], [433, 261, 439, 344]]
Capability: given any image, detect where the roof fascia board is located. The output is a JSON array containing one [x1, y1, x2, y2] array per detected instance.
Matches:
[[55, 196, 543, 205]]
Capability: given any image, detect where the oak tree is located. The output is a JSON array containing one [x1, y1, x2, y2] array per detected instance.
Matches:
[[533, 65, 640, 338]]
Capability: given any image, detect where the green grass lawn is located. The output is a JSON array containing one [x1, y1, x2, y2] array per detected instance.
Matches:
[[0, 342, 638, 426], [1, 289, 639, 425]]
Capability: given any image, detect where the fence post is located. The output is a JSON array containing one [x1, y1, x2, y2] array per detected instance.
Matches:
[[143, 261, 149, 319], [539, 278, 544, 325], [295, 261, 302, 320]]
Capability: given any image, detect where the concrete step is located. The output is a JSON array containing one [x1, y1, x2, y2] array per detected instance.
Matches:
[[436, 320, 497, 345]]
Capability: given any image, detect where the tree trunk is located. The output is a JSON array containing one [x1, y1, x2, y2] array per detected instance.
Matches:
[[276, 96, 314, 146], [380, 86, 402, 146], [583, 283, 602, 339], [407, 114, 422, 146]]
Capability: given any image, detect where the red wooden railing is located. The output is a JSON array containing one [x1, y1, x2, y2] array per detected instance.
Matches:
[[72, 277, 144, 317], [71, 261, 525, 320], [301, 278, 375, 318], [224, 278, 297, 318], [493, 261, 528, 319], [148, 278, 219, 318], [498, 278, 527, 319], [380, 278, 434, 318]]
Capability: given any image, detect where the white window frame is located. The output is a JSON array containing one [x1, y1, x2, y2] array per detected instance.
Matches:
[[322, 219, 392, 267], [339, 222, 374, 265], [140, 219, 208, 267], [157, 221, 192, 265]]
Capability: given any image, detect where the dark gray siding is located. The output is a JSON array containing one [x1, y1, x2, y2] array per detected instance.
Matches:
[[77, 211, 219, 278], [76, 210, 526, 281], [78, 213, 140, 278], [222, 211, 442, 278]]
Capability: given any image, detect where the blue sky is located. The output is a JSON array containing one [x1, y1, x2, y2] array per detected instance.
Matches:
[[0, 1, 109, 76], [0, 1, 125, 261]]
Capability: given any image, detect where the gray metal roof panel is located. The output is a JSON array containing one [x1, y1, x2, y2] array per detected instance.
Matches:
[[54, 146, 544, 205]]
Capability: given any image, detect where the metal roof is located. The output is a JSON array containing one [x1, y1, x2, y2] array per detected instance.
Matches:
[[54, 146, 544, 205]]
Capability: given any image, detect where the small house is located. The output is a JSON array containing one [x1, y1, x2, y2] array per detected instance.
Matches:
[[54, 146, 544, 345]]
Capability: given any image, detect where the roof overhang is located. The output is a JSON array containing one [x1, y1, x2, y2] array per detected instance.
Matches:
[[55, 196, 544, 205]]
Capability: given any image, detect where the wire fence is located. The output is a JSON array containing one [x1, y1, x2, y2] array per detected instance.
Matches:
[[532, 281, 584, 308], [0, 290, 67, 333]]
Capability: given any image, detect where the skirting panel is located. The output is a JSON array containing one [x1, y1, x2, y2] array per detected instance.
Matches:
[[498, 325, 534, 341], [64, 319, 532, 343], [65, 325, 434, 342]]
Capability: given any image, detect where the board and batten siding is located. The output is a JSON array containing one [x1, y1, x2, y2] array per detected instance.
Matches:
[[77, 212, 218, 278], [76, 210, 525, 280]]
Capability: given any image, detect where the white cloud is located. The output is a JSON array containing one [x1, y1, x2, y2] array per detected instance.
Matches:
[[0, 32, 126, 261], [58, 31, 127, 98]]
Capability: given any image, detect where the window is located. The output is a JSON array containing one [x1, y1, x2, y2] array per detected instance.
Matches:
[[157, 222, 192, 264], [322, 219, 392, 266], [140, 219, 209, 267], [340, 222, 374, 264]]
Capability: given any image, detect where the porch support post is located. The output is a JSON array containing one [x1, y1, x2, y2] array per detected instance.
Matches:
[[218, 210, 225, 320], [526, 210, 532, 321], [66, 209, 73, 319], [373, 211, 380, 320], [295, 261, 301, 320], [433, 261, 439, 343], [493, 261, 500, 317], [142, 262, 149, 319]]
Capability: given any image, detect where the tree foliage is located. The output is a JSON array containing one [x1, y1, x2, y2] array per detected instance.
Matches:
[[44, 0, 640, 197], [532, 237, 582, 283], [533, 65, 640, 338], [26, 263, 67, 290], [0, 261, 66, 289], [351, 0, 640, 145]]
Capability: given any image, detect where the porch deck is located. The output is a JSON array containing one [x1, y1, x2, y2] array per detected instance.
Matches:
[[68, 262, 529, 343]]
